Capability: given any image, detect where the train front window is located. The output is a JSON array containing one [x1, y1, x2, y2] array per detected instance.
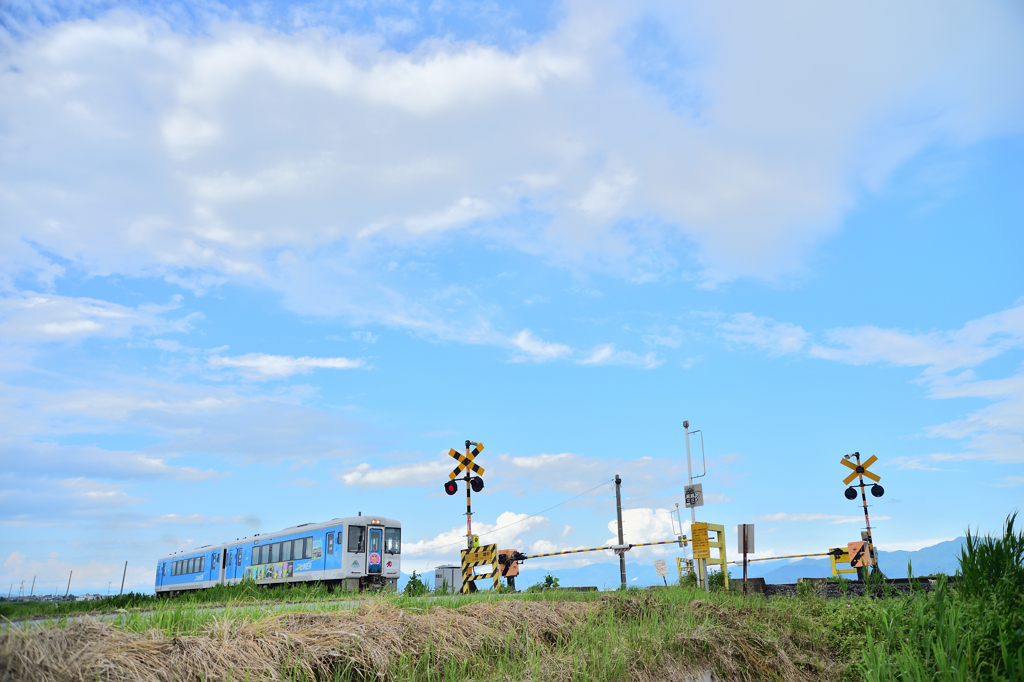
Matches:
[[385, 528, 401, 554], [369, 529, 381, 553], [348, 526, 365, 553]]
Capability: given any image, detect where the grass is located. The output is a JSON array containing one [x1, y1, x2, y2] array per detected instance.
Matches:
[[3, 514, 1021, 681], [857, 511, 1024, 681], [0, 579, 383, 622], [1, 583, 885, 681]]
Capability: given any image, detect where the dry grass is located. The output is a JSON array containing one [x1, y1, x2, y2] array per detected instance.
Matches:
[[0, 592, 851, 682]]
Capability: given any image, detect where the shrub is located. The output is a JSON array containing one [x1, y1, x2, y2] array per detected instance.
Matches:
[[404, 571, 428, 597]]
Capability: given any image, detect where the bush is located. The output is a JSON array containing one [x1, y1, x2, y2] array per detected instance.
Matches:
[[526, 574, 559, 593], [404, 571, 428, 597]]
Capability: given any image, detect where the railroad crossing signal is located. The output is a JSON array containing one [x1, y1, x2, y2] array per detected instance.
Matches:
[[444, 440, 487, 550], [449, 443, 485, 480], [841, 455, 880, 485], [841, 453, 884, 498]]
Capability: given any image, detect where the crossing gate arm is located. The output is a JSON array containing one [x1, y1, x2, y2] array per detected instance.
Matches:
[[518, 539, 688, 562], [727, 551, 832, 565]]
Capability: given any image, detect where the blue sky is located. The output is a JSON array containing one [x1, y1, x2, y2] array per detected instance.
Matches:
[[1, 0, 1022, 594]]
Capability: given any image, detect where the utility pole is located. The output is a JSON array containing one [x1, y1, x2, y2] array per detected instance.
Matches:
[[64, 571, 73, 598], [29, 576, 35, 597], [615, 474, 626, 589], [119, 561, 128, 596], [684, 420, 706, 590]]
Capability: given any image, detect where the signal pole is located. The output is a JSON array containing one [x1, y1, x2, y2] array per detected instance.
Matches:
[[615, 475, 626, 589], [466, 441, 473, 550]]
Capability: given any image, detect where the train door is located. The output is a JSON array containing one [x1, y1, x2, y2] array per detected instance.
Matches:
[[368, 527, 383, 574], [325, 530, 340, 571], [219, 549, 227, 585]]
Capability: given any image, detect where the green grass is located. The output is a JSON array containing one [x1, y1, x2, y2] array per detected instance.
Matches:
[[0, 579, 383, 622], [857, 512, 1024, 681]]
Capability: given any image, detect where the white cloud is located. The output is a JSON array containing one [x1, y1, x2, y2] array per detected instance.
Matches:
[[338, 459, 452, 488], [717, 313, 809, 355], [0, 292, 197, 343], [810, 304, 1024, 371], [209, 353, 365, 378], [399, 511, 553, 572], [2, 0, 1020, 312], [716, 303, 1024, 464], [579, 343, 661, 368], [508, 453, 576, 470], [509, 329, 572, 362]]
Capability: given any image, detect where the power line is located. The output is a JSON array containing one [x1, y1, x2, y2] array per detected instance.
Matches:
[[405, 478, 615, 558]]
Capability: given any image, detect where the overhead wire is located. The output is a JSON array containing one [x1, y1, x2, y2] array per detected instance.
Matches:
[[404, 478, 615, 558]]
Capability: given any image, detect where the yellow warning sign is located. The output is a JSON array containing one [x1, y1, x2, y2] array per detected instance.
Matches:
[[691, 522, 711, 559]]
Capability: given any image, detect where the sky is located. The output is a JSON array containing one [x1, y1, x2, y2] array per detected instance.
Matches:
[[1, 0, 1022, 595]]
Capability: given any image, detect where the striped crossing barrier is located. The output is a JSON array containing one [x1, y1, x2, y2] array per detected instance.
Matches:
[[461, 543, 500, 593]]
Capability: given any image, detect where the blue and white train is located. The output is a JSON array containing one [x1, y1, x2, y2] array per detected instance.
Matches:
[[155, 515, 401, 595]]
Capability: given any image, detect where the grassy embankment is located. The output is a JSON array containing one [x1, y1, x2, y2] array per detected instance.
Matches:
[[1, 514, 1020, 681], [0, 580, 370, 622]]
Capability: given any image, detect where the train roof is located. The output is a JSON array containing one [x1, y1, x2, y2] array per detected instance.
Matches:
[[157, 515, 400, 562]]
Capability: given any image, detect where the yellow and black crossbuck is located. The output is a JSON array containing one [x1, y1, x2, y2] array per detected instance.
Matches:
[[460, 542, 499, 593], [448, 443, 485, 480]]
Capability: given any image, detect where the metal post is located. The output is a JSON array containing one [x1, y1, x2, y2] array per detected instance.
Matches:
[[29, 575, 35, 597], [64, 571, 72, 598], [614, 474, 626, 589], [120, 561, 127, 596], [465, 441, 473, 550], [684, 421, 707, 591], [855, 452, 876, 578]]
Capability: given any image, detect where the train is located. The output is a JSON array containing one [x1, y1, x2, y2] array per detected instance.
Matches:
[[155, 515, 401, 596]]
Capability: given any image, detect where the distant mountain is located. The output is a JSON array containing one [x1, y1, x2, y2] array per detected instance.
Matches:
[[398, 537, 967, 590]]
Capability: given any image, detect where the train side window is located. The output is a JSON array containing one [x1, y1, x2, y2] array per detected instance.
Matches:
[[326, 533, 334, 555], [275, 542, 283, 562], [291, 540, 301, 560], [199, 556, 205, 573], [282, 540, 292, 562], [302, 537, 312, 559], [385, 528, 401, 554], [185, 558, 192, 574], [256, 545, 265, 565], [348, 526, 365, 553], [171, 561, 176, 576]]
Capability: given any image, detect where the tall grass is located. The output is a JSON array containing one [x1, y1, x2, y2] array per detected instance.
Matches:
[[858, 511, 1024, 681]]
